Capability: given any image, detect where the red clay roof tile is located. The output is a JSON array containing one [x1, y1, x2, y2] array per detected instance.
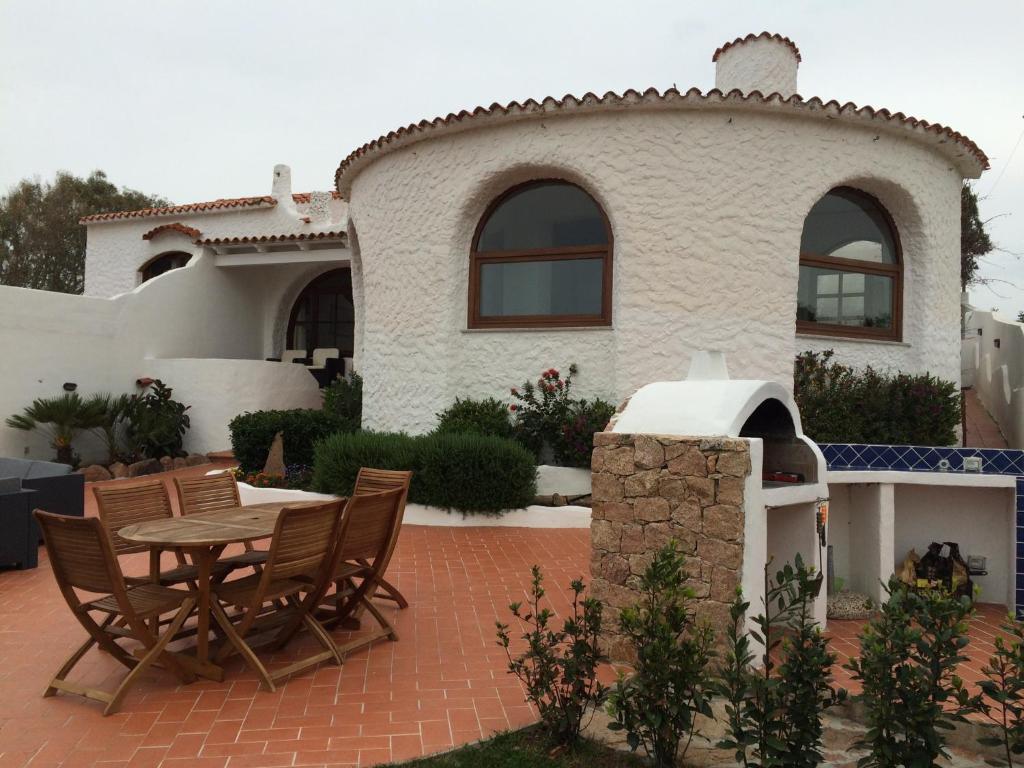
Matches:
[[197, 230, 346, 246], [712, 32, 802, 62], [140, 222, 201, 241], [82, 192, 341, 224]]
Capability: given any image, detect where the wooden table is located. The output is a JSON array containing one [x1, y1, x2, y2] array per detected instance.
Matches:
[[118, 501, 322, 680]]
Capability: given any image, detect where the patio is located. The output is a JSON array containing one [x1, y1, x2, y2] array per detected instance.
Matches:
[[0, 465, 1014, 768]]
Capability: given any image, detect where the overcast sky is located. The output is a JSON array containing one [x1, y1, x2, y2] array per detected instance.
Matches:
[[2, 1, 1022, 312]]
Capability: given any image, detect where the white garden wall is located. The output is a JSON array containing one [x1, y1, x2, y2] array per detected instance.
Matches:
[[964, 308, 1024, 448], [347, 107, 964, 434]]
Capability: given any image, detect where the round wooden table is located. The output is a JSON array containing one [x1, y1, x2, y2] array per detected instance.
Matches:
[[118, 501, 322, 680]]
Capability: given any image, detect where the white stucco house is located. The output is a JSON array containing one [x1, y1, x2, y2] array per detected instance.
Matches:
[[0, 32, 989, 459]]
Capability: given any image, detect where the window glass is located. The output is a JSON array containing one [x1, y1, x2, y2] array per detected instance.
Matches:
[[141, 252, 190, 283], [800, 189, 897, 264], [797, 265, 894, 329], [480, 259, 604, 317], [287, 268, 355, 354], [477, 184, 607, 251]]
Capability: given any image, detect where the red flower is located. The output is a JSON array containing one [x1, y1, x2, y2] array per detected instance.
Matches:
[[550, 369, 559, 378], [509, 404, 517, 412]]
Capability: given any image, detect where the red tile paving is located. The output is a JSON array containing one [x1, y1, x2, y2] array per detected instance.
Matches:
[[1, 464, 1016, 766], [964, 388, 1009, 448], [0, 465, 589, 768]]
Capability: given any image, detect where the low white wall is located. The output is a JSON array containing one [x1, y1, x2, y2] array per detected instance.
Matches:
[[964, 308, 1023, 447], [535, 465, 591, 497], [147, 358, 322, 454]]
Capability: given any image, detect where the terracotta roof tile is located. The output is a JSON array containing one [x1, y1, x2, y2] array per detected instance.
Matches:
[[141, 222, 201, 241], [198, 230, 346, 246], [712, 32, 801, 62], [334, 87, 989, 193], [81, 191, 340, 224]]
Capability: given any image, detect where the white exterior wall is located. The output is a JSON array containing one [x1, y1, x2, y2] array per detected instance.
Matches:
[[84, 197, 347, 298], [347, 108, 964, 434], [715, 38, 799, 97], [964, 308, 1024, 447]]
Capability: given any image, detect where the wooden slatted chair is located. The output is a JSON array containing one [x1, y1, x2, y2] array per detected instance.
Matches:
[[353, 468, 412, 608], [174, 473, 268, 572], [209, 500, 346, 692], [319, 487, 405, 657], [34, 510, 196, 715], [93, 479, 228, 585]]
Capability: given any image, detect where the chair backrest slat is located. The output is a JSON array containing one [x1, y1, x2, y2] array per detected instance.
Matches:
[[93, 480, 174, 555], [35, 510, 123, 595], [337, 488, 404, 564], [265, 502, 343, 581], [175, 473, 241, 517], [354, 468, 412, 500]]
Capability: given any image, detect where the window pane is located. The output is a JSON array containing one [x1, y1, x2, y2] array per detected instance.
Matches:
[[797, 265, 893, 329], [477, 183, 607, 251], [479, 258, 604, 317], [800, 189, 897, 264]]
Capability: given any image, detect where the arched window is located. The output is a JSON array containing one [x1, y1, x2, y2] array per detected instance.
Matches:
[[140, 252, 191, 283], [469, 180, 612, 328], [796, 187, 902, 340], [287, 268, 354, 355]]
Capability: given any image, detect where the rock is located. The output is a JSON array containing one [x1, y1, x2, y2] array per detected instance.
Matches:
[[159, 456, 173, 471], [184, 454, 212, 467], [827, 590, 874, 620], [76, 464, 112, 482], [262, 431, 286, 477], [702, 504, 743, 541], [550, 493, 566, 507], [127, 458, 161, 478], [172, 457, 188, 470], [633, 436, 665, 469], [591, 473, 624, 502], [108, 462, 128, 479]]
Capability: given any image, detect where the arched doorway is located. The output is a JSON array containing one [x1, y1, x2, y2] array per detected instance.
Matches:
[[286, 268, 355, 355]]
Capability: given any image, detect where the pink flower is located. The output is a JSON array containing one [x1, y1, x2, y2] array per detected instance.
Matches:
[[550, 369, 559, 378]]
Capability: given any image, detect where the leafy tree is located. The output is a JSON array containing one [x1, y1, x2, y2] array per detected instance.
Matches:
[[962, 182, 994, 290], [0, 170, 170, 294]]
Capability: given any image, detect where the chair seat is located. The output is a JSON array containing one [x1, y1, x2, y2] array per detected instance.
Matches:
[[213, 573, 307, 607], [219, 550, 269, 569], [87, 584, 191, 618]]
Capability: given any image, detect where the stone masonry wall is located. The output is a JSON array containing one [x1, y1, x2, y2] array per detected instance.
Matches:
[[590, 432, 751, 661]]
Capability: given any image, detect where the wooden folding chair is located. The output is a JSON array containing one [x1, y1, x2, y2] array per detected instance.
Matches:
[[209, 500, 345, 692], [319, 487, 405, 657], [34, 510, 196, 716], [353, 468, 412, 608], [174, 473, 268, 572], [93, 480, 228, 586]]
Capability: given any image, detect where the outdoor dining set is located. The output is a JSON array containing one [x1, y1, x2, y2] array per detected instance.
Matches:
[[33, 468, 411, 715]]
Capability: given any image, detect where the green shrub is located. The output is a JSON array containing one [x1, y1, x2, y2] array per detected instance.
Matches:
[[794, 350, 960, 445], [323, 373, 362, 429], [310, 431, 420, 497], [845, 578, 974, 767], [311, 431, 537, 514], [229, 409, 354, 472], [434, 397, 514, 440], [555, 399, 616, 468], [496, 566, 606, 749], [975, 615, 1024, 766], [607, 542, 715, 768], [123, 380, 191, 459]]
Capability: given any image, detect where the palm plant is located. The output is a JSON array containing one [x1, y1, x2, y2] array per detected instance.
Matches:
[[5, 392, 106, 465], [84, 393, 132, 464]]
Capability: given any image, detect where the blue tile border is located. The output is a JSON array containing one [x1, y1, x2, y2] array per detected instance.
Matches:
[[819, 443, 1024, 616]]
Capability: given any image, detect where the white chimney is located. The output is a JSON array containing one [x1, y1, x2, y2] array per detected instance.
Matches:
[[713, 33, 800, 98], [271, 164, 292, 199]]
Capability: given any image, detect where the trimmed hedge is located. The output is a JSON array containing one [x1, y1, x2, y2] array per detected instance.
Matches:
[[229, 409, 356, 472], [434, 397, 514, 440], [794, 350, 960, 445], [312, 431, 537, 514]]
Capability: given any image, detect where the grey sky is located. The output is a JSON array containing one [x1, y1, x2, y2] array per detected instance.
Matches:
[[2, 1, 1022, 312]]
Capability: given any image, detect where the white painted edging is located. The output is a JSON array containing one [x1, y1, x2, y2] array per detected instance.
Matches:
[[236, 482, 592, 528]]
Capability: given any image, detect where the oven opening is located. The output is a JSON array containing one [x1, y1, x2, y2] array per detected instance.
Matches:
[[740, 398, 819, 487]]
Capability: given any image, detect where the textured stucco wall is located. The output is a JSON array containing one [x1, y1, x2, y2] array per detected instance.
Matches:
[[347, 107, 964, 434], [715, 38, 799, 96], [964, 308, 1024, 448]]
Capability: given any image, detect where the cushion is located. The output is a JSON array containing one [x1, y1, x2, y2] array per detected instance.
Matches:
[[23, 460, 72, 479], [0, 458, 31, 479], [0, 477, 23, 495]]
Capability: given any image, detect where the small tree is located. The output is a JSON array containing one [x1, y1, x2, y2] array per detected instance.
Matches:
[[606, 542, 715, 767], [975, 615, 1024, 766], [716, 555, 843, 768], [496, 566, 606, 749], [123, 380, 191, 459], [5, 392, 106, 465], [962, 181, 994, 291], [845, 578, 974, 767]]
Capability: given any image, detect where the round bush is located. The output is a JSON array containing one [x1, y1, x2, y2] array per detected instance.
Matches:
[[434, 397, 514, 440], [311, 431, 420, 497], [229, 409, 356, 472]]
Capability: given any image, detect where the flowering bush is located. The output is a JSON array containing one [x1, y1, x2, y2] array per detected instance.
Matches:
[[232, 464, 313, 490], [558, 399, 617, 468]]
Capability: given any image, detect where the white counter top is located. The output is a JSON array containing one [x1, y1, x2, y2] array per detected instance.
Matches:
[[826, 470, 1017, 488]]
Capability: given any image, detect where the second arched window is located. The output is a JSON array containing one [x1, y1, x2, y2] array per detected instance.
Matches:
[[469, 181, 612, 328]]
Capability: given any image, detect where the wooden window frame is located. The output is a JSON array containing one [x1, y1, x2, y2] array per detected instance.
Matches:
[[796, 187, 903, 342], [468, 180, 613, 330], [286, 268, 355, 356]]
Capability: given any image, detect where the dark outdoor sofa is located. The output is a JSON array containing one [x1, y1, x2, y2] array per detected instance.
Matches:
[[0, 458, 85, 569]]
